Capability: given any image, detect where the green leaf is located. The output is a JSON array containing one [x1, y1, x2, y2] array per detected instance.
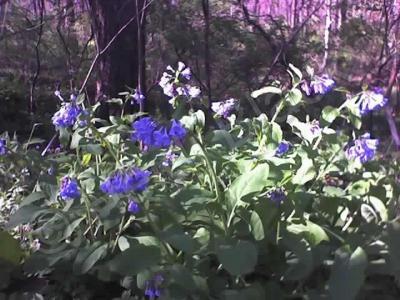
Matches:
[[82, 153, 92, 166], [282, 233, 313, 280], [287, 221, 329, 246], [285, 89, 303, 106], [292, 158, 316, 185], [80, 244, 108, 274], [250, 201, 279, 241], [328, 247, 367, 300], [6, 205, 46, 229], [216, 240, 258, 275], [251, 86, 282, 98], [0, 231, 23, 264], [161, 227, 199, 254], [227, 163, 269, 207], [288, 63, 303, 83], [21, 192, 46, 206], [108, 244, 161, 275], [321, 106, 340, 125], [60, 217, 85, 241]]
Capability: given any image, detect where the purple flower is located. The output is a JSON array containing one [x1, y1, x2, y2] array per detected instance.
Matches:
[[100, 168, 151, 195], [60, 176, 80, 200], [153, 127, 171, 148], [268, 188, 286, 204], [309, 120, 322, 137], [127, 199, 141, 214], [358, 87, 388, 115], [52, 103, 82, 128], [159, 72, 175, 97], [132, 117, 157, 146], [211, 98, 238, 118], [0, 139, 7, 155], [132, 90, 146, 105], [162, 150, 177, 167], [144, 274, 164, 298], [177, 61, 191, 80], [302, 74, 335, 96], [169, 119, 186, 140], [275, 141, 290, 156], [345, 133, 378, 164]]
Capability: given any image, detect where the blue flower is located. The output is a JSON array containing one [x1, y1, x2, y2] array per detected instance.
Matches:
[[127, 199, 141, 214], [132, 90, 146, 105], [211, 98, 238, 118], [144, 274, 164, 298], [60, 176, 80, 200], [52, 103, 81, 128], [345, 133, 378, 164], [101, 168, 151, 195], [302, 74, 335, 96], [358, 87, 388, 115], [162, 150, 177, 167], [0, 139, 7, 155], [169, 119, 186, 140], [268, 188, 286, 204], [275, 141, 290, 156], [153, 127, 171, 148], [132, 117, 157, 146]]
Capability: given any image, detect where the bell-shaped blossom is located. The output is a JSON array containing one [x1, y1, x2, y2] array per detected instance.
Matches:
[[358, 87, 388, 115], [345, 133, 378, 164], [60, 176, 80, 200]]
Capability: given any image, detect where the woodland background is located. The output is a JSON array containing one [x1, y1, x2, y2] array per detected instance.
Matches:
[[0, 0, 399, 145]]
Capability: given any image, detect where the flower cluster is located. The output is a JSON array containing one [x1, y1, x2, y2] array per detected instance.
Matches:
[[100, 168, 151, 195], [345, 133, 378, 164], [159, 61, 201, 101], [132, 117, 186, 149], [301, 74, 335, 96], [268, 188, 286, 204], [144, 274, 164, 298], [358, 87, 388, 115], [0, 139, 7, 155], [275, 141, 291, 156], [60, 176, 80, 200], [211, 98, 238, 118], [52, 103, 82, 128]]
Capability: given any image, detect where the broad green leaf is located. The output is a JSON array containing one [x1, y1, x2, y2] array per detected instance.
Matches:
[[227, 163, 269, 207], [368, 196, 387, 222], [216, 240, 258, 275], [21, 192, 46, 206], [285, 89, 303, 106], [287, 221, 329, 246], [108, 244, 161, 275], [6, 205, 46, 229], [288, 63, 303, 83], [0, 231, 23, 264], [292, 158, 316, 185], [328, 247, 367, 300], [251, 86, 282, 98], [282, 233, 313, 280], [60, 217, 85, 241], [321, 106, 340, 125], [80, 244, 107, 274], [250, 201, 279, 241]]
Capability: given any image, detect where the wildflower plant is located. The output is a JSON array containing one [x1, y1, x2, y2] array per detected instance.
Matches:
[[1, 63, 399, 300]]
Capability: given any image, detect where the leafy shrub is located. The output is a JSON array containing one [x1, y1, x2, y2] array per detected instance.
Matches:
[[0, 63, 399, 299]]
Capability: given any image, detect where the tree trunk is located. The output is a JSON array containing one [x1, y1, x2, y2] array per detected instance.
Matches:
[[87, 0, 144, 100]]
